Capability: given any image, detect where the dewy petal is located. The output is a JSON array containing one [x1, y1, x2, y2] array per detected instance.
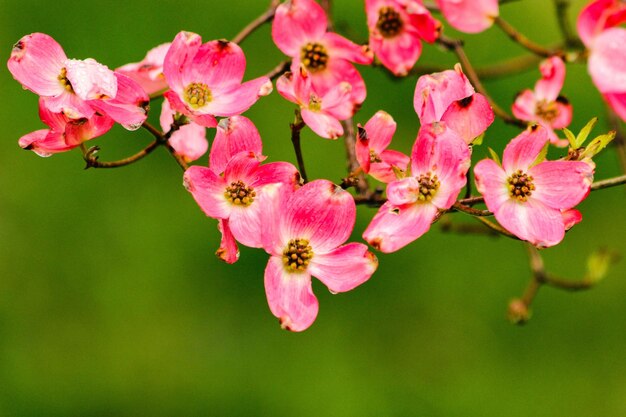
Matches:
[[7, 32, 67, 96], [264, 256, 318, 332], [440, 93, 495, 144], [435, 0, 498, 33], [363, 201, 439, 253], [65, 58, 118, 100], [210, 116, 263, 174], [502, 126, 549, 173], [163, 31, 202, 93], [301, 109, 344, 139], [495, 198, 565, 247], [588, 28, 626, 94], [282, 180, 356, 253], [18, 129, 58, 157], [474, 158, 512, 213], [529, 160, 594, 210], [183, 165, 231, 219], [216, 219, 240, 264], [87, 73, 149, 131], [309, 243, 378, 293], [202, 76, 273, 117], [184, 40, 246, 90], [414, 64, 475, 123], [370, 30, 423, 77], [535, 56, 566, 102], [272, 0, 328, 56], [323, 32, 373, 65]]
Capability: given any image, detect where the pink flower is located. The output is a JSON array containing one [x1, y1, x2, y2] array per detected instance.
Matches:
[[435, 0, 499, 33], [8, 33, 149, 130], [160, 100, 208, 163], [19, 97, 114, 157], [163, 31, 273, 128], [272, 0, 372, 109], [209, 116, 263, 175], [184, 152, 300, 249], [577, 0, 626, 120], [117, 43, 171, 95], [277, 66, 354, 139], [363, 122, 471, 253], [414, 64, 494, 143], [474, 126, 594, 248], [261, 180, 378, 331], [512, 56, 572, 147], [366, 0, 441, 76], [355, 110, 410, 182]]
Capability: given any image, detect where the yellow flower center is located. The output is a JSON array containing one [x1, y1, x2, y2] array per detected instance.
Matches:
[[416, 172, 440, 202], [282, 239, 314, 273], [224, 180, 256, 206], [57, 68, 74, 92], [184, 82, 212, 109], [376, 6, 403, 38], [507, 170, 535, 202], [301, 42, 329, 73]]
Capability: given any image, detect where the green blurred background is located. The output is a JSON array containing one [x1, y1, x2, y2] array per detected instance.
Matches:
[[1, 0, 625, 415]]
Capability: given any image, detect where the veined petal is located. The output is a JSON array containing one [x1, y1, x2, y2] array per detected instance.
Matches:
[[314, 59, 367, 106], [440, 93, 495, 144], [184, 40, 246, 89], [65, 58, 117, 100], [87, 73, 149, 131], [210, 116, 263, 174], [309, 243, 377, 293], [261, 183, 296, 256], [202, 76, 272, 117], [588, 28, 626, 94], [535, 56, 566, 102], [183, 165, 231, 219], [495, 198, 565, 247], [216, 219, 240, 264], [229, 201, 264, 248], [474, 158, 510, 213], [369, 149, 410, 183], [362, 110, 397, 153], [7, 32, 67, 96], [435, 0, 498, 33], [163, 31, 202, 93], [264, 256, 318, 332], [301, 109, 344, 139], [370, 30, 423, 77], [253, 162, 301, 188], [363, 201, 438, 253], [529, 160, 593, 210], [502, 126, 549, 174], [323, 32, 373, 65], [223, 152, 262, 186], [414, 65, 475, 123], [272, 0, 327, 56], [387, 177, 420, 205]]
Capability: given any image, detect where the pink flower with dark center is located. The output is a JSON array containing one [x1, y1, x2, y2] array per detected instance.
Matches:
[[474, 126, 594, 248], [435, 0, 499, 33], [8, 33, 149, 130], [19, 97, 114, 157], [512, 56, 572, 147], [117, 43, 171, 95], [261, 180, 378, 331], [209, 116, 263, 175], [272, 0, 372, 109], [163, 31, 273, 128], [366, 0, 441, 76], [355, 110, 410, 182], [184, 152, 300, 249], [414, 64, 494, 143], [363, 122, 471, 253], [159, 100, 208, 163], [577, 0, 626, 120], [277, 66, 354, 139]]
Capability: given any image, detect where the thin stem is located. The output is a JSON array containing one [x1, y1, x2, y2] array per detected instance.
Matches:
[[475, 217, 519, 240], [451, 202, 492, 217], [553, 0, 583, 48], [591, 174, 626, 191], [493, 16, 561, 58], [266, 60, 291, 81], [290, 110, 309, 183], [232, 0, 279, 44], [409, 54, 541, 79], [81, 140, 161, 169], [342, 118, 370, 196]]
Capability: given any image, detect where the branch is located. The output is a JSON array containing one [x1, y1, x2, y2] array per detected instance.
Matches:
[[341, 118, 370, 196], [493, 16, 561, 58], [290, 110, 309, 182], [232, 0, 280, 44], [266, 60, 291, 81], [553, 0, 584, 48]]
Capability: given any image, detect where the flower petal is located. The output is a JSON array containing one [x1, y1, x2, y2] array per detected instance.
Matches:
[[369, 30, 422, 77], [229, 201, 264, 248], [502, 126, 549, 173], [184, 40, 246, 90], [529, 160, 594, 210], [435, 0, 498, 33], [494, 198, 565, 247], [323, 32, 373, 65], [301, 109, 344, 139], [440, 93, 495, 144], [216, 219, 240, 264], [588, 27, 626, 94], [210, 116, 263, 174], [272, 0, 328, 56], [65, 58, 118, 100], [183, 165, 231, 219], [414, 64, 475, 123], [309, 243, 378, 293], [202, 76, 273, 117], [474, 158, 510, 213], [88, 73, 149, 131], [369, 149, 410, 183], [535, 56, 566, 102], [163, 31, 202, 93]]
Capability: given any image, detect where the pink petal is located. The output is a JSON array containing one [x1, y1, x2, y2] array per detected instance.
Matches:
[[414, 64, 475, 123], [169, 123, 208, 162], [604, 91, 626, 120], [435, 0, 498, 33], [228, 200, 265, 248], [253, 162, 301, 188], [512, 89, 538, 122], [577, 0, 626, 47], [320, 82, 354, 120], [322, 32, 373, 65], [588, 28, 626, 94], [282, 180, 356, 253], [65, 58, 118, 100], [183, 165, 231, 219], [502, 126, 549, 173], [260, 183, 295, 256], [210, 116, 263, 174], [535, 56, 566, 102], [474, 158, 510, 213], [18, 129, 62, 157], [309, 243, 378, 293], [88, 73, 149, 131], [202, 76, 273, 117], [440, 93, 495, 144], [271, 0, 327, 56], [7, 32, 66, 96], [216, 219, 240, 264], [301, 109, 344, 139], [363, 201, 438, 253], [184, 40, 246, 90], [313, 59, 367, 106], [529, 160, 594, 210], [362, 110, 397, 153], [116, 42, 171, 95], [369, 149, 410, 183], [63, 114, 114, 147], [549, 98, 573, 129], [370, 30, 422, 77], [406, 2, 442, 42], [43, 90, 95, 119], [163, 31, 202, 93], [562, 208, 582, 230], [264, 256, 318, 332], [276, 72, 298, 104], [495, 198, 565, 247]]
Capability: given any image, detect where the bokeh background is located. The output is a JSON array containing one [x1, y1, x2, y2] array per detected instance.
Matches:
[[1, 0, 625, 415]]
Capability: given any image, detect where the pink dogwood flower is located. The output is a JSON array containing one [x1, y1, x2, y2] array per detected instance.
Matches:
[[117, 42, 171, 95], [577, 0, 626, 120], [261, 180, 378, 331], [474, 126, 594, 248], [163, 31, 273, 128], [277, 66, 354, 139], [209, 116, 263, 175], [272, 0, 372, 109], [355, 110, 410, 182], [8, 33, 149, 130], [19, 97, 114, 157], [414, 64, 494, 143], [435, 0, 499, 33], [366, 0, 441, 76], [184, 152, 300, 249], [512, 56, 572, 147], [160, 100, 208, 163], [363, 122, 471, 253]]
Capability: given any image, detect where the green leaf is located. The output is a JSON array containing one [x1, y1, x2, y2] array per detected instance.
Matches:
[[487, 147, 501, 166], [472, 133, 485, 146], [575, 117, 598, 148], [562, 128, 577, 149], [586, 248, 620, 284], [529, 141, 550, 168], [580, 131, 616, 159]]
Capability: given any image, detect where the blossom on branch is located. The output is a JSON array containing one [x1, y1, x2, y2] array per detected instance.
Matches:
[[160, 100, 208, 163], [117, 42, 171, 95], [435, 0, 499, 34]]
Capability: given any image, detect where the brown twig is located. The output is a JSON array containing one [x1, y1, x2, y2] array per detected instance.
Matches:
[[290, 110, 309, 182], [553, 0, 583, 48], [266, 60, 291, 81], [232, 0, 280, 44], [493, 16, 561, 58], [342, 118, 370, 196], [409, 54, 541, 80]]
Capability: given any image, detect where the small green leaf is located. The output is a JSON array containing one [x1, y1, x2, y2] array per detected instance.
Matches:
[[529, 141, 550, 168], [575, 117, 598, 148], [580, 131, 616, 159], [562, 128, 577, 149], [487, 147, 501, 166], [472, 133, 485, 146], [586, 248, 620, 284]]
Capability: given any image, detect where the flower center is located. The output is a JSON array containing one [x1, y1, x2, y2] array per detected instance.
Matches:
[[507, 170, 535, 202], [282, 238, 313, 273], [416, 172, 440, 202], [376, 6, 403, 38], [184, 82, 212, 109], [58, 68, 74, 92], [369, 150, 382, 163], [535, 99, 558, 122], [224, 180, 256, 206], [308, 94, 322, 112], [301, 43, 329, 73]]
